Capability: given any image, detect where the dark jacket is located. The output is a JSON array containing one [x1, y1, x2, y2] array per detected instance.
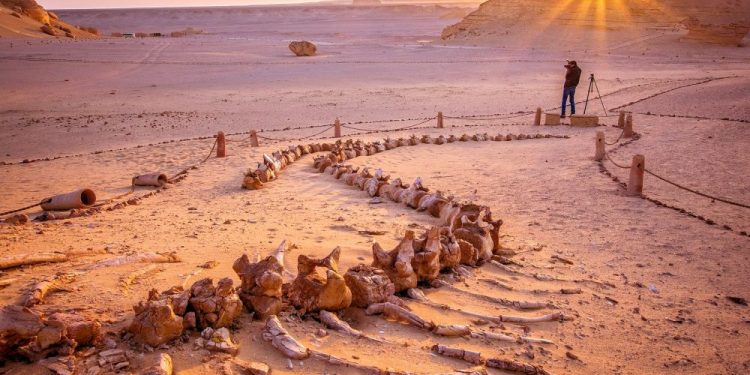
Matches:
[[565, 65, 582, 88]]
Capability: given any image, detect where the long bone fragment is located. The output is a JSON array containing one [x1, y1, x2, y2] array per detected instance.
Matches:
[[319, 310, 364, 338], [487, 261, 614, 289], [262, 315, 310, 360], [432, 324, 554, 345], [431, 344, 484, 365], [499, 312, 563, 323], [120, 264, 163, 292], [486, 358, 554, 375], [430, 279, 549, 310], [309, 349, 408, 375], [21, 273, 76, 307], [82, 252, 181, 271], [0, 254, 69, 271], [431, 345, 555, 375], [365, 302, 435, 330]]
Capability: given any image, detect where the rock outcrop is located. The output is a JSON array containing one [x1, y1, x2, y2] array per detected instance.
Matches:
[[0, 0, 99, 39], [441, 0, 749, 47]]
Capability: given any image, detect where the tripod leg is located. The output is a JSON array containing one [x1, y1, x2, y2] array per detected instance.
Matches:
[[593, 78, 607, 114], [583, 79, 593, 115]]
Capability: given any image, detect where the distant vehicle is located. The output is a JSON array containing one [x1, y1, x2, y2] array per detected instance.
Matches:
[[122, 33, 135, 38]]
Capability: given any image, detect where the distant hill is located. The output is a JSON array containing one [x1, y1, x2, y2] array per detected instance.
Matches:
[[0, 0, 99, 38], [442, 0, 749, 48]]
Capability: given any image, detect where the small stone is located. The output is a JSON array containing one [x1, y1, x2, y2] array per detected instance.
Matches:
[[142, 353, 173, 375], [201, 327, 214, 339], [315, 328, 328, 337], [4, 214, 28, 225], [114, 361, 130, 370], [288, 41, 317, 56], [369, 197, 383, 204]]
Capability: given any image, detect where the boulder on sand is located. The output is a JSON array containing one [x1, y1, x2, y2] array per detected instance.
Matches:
[[288, 41, 317, 57]]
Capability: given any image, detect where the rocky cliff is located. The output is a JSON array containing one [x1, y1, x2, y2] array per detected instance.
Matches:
[[442, 0, 749, 46], [0, 0, 98, 38]]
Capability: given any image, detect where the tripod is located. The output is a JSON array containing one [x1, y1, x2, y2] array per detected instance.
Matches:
[[583, 74, 607, 115]]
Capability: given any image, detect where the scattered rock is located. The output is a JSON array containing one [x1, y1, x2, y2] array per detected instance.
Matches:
[[40, 24, 56, 36], [200, 327, 239, 355], [142, 353, 173, 375], [288, 41, 317, 56], [4, 214, 29, 225]]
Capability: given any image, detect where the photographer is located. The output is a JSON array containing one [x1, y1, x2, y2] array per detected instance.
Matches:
[[561, 60, 582, 118]]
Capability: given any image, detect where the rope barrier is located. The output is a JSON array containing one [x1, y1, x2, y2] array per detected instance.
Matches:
[[341, 117, 435, 132], [605, 130, 625, 146], [644, 169, 750, 209], [444, 111, 534, 121], [604, 152, 631, 169], [603, 142, 750, 209], [93, 181, 136, 208], [0, 202, 43, 217], [257, 125, 336, 142]]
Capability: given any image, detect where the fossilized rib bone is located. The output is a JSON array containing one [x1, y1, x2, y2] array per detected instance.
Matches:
[[262, 315, 309, 360]]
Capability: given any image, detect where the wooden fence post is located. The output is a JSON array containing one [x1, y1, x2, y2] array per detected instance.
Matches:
[[437, 112, 444, 128], [334, 118, 341, 138], [250, 130, 259, 147], [595, 131, 605, 161], [628, 155, 645, 195], [624, 114, 634, 138], [618, 111, 625, 128], [216, 131, 226, 158], [534, 107, 542, 126]]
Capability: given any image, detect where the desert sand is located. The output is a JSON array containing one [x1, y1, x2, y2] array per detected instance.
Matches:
[[0, 2, 749, 375]]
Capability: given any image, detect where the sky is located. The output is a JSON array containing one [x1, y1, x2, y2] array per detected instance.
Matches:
[[38, 0, 322, 9]]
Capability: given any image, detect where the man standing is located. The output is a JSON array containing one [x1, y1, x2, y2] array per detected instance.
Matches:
[[561, 60, 581, 118]]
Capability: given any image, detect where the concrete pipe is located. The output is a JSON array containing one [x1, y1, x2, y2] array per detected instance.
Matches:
[[40, 189, 97, 211], [133, 172, 168, 187]]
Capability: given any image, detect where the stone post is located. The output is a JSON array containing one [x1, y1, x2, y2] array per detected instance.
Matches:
[[618, 111, 625, 128], [250, 130, 259, 147], [595, 131, 605, 161], [534, 107, 542, 126], [334, 118, 341, 138], [216, 131, 226, 158], [624, 114, 634, 138], [437, 112, 444, 128], [628, 155, 645, 196]]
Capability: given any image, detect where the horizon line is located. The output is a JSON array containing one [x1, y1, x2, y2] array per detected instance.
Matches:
[[41, 0, 478, 11]]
